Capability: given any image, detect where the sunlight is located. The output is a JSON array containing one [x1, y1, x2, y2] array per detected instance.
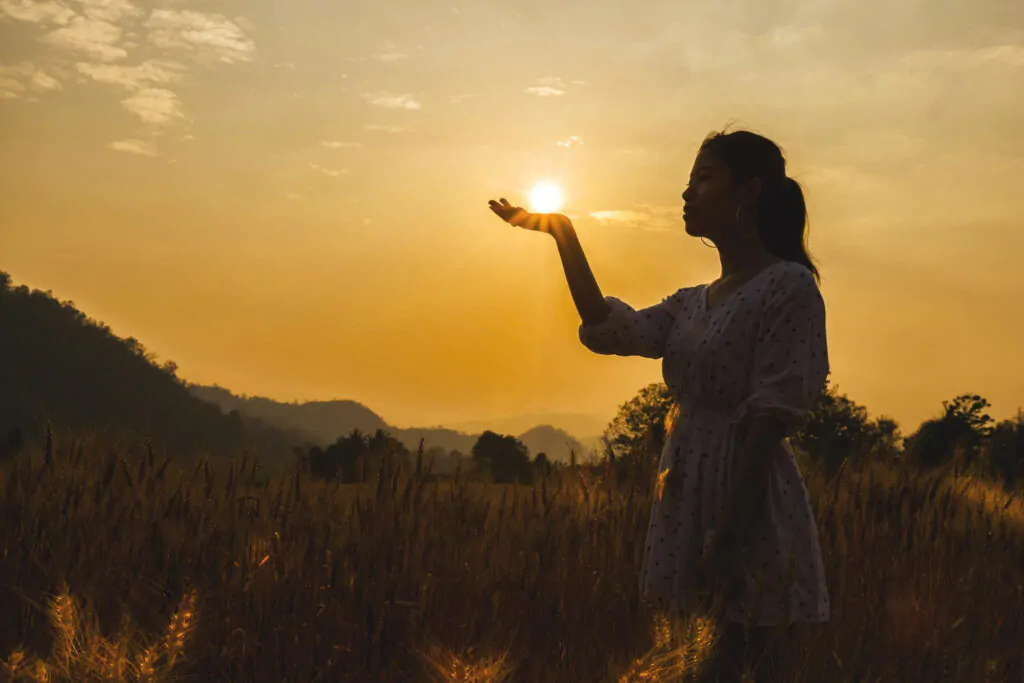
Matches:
[[528, 182, 563, 213]]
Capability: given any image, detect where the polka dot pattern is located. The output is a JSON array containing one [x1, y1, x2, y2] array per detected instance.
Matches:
[[579, 260, 831, 626]]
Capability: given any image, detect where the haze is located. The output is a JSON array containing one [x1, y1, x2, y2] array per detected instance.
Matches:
[[1, 0, 1022, 433]]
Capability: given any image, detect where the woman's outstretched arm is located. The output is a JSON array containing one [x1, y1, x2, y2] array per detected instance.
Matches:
[[550, 220, 612, 326], [489, 199, 611, 326]]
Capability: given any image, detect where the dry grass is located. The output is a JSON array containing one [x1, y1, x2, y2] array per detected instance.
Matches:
[[0, 433, 1022, 682]]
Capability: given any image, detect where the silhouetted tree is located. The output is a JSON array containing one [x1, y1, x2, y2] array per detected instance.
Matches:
[[906, 393, 994, 470], [859, 416, 903, 462], [792, 382, 871, 471], [603, 383, 674, 458], [471, 431, 531, 484], [985, 408, 1024, 489]]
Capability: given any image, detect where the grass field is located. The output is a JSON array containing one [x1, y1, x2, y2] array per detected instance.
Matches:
[[1, 434, 1022, 682]]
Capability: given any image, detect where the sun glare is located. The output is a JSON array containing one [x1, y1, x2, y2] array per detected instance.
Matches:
[[528, 182, 563, 213]]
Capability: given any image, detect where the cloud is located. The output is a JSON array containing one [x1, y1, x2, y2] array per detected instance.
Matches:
[[76, 59, 184, 89], [363, 123, 408, 133], [1, 0, 255, 134], [376, 51, 407, 62], [525, 86, 564, 97], [590, 205, 680, 232], [308, 163, 349, 177], [0, 76, 24, 99], [556, 135, 582, 148], [31, 70, 61, 90], [322, 140, 363, 149], [899, 44, 1024, 71], [0, 0, 76, 25], [108, 138, 156, 156], [145, 9, 256, 64], [76, 61, 186, 126], [448, 93, 473, 104], [362, 92, 421, 109], [590, 210, 649, 223], [524, 76, 568, 96], [74, 0, 140, 23], [44, 15, 126, 61], [0, 62, 63, 98], [121, 87, 182, 125]]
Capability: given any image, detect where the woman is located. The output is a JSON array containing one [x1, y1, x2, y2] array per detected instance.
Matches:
[[488, 129, 830, 682]]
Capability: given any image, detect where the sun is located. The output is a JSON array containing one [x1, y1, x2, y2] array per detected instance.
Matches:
[[528, 182, 563, 213]]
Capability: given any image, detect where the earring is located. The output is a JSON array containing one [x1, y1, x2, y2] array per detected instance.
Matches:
[[735, 205, 743, 223], [701, 236, 716, 249]]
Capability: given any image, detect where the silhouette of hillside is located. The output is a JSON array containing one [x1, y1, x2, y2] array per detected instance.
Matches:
[[188, 385, 388, 443], [189, 385, 595, 463], [0, 271, 302, 458]]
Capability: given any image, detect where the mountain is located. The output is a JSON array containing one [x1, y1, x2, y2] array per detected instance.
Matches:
[[188, 385, 389, 444], [0, 272, 302, 459], [447, 413, 610, 443], [516, 425, 587, 463], [189, 384, 604, 463]]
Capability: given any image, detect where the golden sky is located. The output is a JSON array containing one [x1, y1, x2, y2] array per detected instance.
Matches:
[[2, 0, 1023, 435]]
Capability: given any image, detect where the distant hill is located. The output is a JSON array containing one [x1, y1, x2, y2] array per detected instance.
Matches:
[[189, 384, 602, 463], [0, 271, 302, 459], [447, 413, 609, 443], [188, 385, 389, 443]]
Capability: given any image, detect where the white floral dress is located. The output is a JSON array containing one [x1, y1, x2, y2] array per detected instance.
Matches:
[[579, 260, 830, 626]]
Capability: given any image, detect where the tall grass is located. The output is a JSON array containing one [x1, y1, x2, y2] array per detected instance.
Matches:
[[1, 430, 1021, 682]]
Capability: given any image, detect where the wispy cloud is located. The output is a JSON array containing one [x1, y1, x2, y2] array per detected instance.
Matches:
[[525, 76, 587, 97], [309, 163, 348, 177], [590, 205, 680, 232], [0, 62, 63, 98], [0, 0, 256, 133], [76, 0, 140, 23], [374, 40, 407, 62], [108, 138, 156, 156], [76, 60, 184, 89], [556, 135, 583, 148], [145, 9, 256, 64], [0, 0, 76, 24], [376, 51, 407, 62], [322, 140, 363, 149], [525, 85, 563, 97], [44, 16, 126, 61], [900, 44, 1024, 71], [0, 77, 23, 99], [362, 91, 421, 109], [121, 87, 182, 125], [363, 123, 409, 133], [31, 69, 61, 90]]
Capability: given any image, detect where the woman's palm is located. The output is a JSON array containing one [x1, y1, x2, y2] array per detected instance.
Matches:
[[488, 198, 569, 234]]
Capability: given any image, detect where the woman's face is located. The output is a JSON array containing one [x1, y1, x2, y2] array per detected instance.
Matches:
[[681, 147, 735, 241]]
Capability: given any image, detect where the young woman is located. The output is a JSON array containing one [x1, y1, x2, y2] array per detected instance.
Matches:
[[489, 129, 830, 682]]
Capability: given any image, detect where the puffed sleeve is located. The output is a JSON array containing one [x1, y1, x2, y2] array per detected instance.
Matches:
[[578, 287, 691, 359], [735, 266, 829, 438]]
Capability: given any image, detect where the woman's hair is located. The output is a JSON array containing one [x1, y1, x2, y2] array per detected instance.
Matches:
[[699, 128, 820, 285]]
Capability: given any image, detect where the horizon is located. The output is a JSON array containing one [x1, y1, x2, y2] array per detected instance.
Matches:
[[3, 0, 1023, 433]]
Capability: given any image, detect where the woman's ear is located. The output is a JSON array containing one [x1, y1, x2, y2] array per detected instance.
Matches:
[[738, 176, 763, 210]]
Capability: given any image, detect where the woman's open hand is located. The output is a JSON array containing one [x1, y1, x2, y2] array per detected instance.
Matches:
[[488, 198, 571, 235]]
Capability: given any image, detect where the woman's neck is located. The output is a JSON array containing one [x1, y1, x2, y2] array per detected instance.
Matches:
[[716, 239, 782, 280]]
